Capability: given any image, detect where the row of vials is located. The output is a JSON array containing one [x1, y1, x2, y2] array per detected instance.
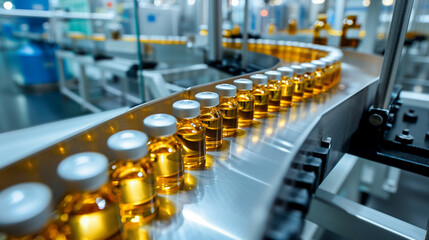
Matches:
[[0, 52, 342, 240]]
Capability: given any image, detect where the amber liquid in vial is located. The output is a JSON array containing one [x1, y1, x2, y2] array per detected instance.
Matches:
[[303, 72, 314, 99], [218, 97, 239, 137], [57, 184, 121, 240], [280, 76, 294, 108], [313, 68, 325, 95], [199, 107, 223, 150], [148, 136, 184, 193], [267, 80, 282, 112], [236, 89, 255, 127], [292, 74, 304, 102], [322, 67, 333, 92], [176, 119, 206, 169], [253, 85, 269, 118], [110, 159, 157, 224]]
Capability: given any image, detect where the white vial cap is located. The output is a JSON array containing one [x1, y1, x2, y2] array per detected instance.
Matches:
[[195, 91, 219, 107], [250, 74, 268, 85], [234, 38, 242, 44], [58, 152, 109, 192], [233, 78, 253, 90], [107, 130, 148, 161], [248, 38, 256, 44], [276, 67, 294, 77], [291, 65, 305, 74], [264, 70, 281, 80], [320, 58, 334, 66], [301, 63, 316, 73], [0, 183, 53, 237], [173, 100, 200, 119], [143, 114, 177, 137], [215, 84, 237, 97], [311, 60, 326, 68]]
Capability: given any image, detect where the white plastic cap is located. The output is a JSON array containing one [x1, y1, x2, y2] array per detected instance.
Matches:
[[107, 130, 148, 161], [0, 183, 53, 237], [276, 67, 294, 77], [250, 74, 268, 85], [320, 58, 334, 66], [58, 152, 109, 192], [248, 38, 256, 44], [234, 38, 242, 43], [143, 114, 177, 137], [215, 84, 237, 97], [173, 100, 200, 119], [301, 63, 316, 73], [311, 60, 326, 68], [291, 65, 305, 74], [264, 70, 281, 80], [233, 78, 253, 90], [195, 92, 219, 107]]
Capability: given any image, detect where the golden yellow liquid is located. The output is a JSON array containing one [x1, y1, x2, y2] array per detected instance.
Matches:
[[313, 68, 325, 95], [323, 66, 333, 92], [236, 90, 255, 127], [313, 17, 329, 45], [288, 18, 297, 35], [7, 220, 67, 240], [341, 16, 361, 48], [219, 97, 239, 137], [253, 85, 269, 118], [109, 159, 157, 224], [199, 107, 223, 150], [303, 72, 314, 99], [292, 74, 304, 102], [176, 119, 206, 169], [267, 80, 281, 112], [300, 48, 311, 63], [57, 184, 121, 240], [148, 136, 184, 194], [280, 76, 294, 108]]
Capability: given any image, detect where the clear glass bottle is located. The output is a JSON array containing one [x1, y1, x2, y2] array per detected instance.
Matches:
[[0, 183, 66, 240], [301, 63, 316, 99], [195, 92, 223, 150], [173, 100, 206, 169], [313, 14, 330, 45], [108, 130, 157, 227], [233, 78, 255, 127], [311, 60, 326, 95], [276, 67, 294, 108], [250, 74, 269, 118], [144, 114, 184, 194], [264, 70, 282, 112], [291, 65, 305, 102], [57, 152, 121, 240], [340, 15, 361, 48], [215, 84, 239, 137], [320, 58, 334, 91]]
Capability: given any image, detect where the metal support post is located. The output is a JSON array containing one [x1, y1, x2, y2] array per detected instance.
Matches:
[[208, 0, 223, 62], [374, 0, 414, 110], [241, 0, 249, 71]]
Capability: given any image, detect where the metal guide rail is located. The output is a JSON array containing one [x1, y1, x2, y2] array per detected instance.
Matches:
[[0, 51, 382, 239]]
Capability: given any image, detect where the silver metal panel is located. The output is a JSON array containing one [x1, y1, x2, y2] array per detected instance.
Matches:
[[0, 52, 382, 239]]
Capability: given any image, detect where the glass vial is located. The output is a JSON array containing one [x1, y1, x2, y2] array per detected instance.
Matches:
[[215, 84, 239, 137], [291, 65, 305, 102], [313, 14, 330, 45], [233, 78, 255, 127], [265, 70, 282, 112], [173, 100, 206, 169], [340, 15, 361, 48], [144, 114, 184, 194], [311, 60, 326, 95], [250, 74, 269, 119], [320, 58, 334, 91], [277, 67, 294, 108], [108, 130, 157, 226], [288, 18, 297, 35], [0, 183, 65, 240], [301, 63, 316, 99], [195, 92, 223, 150], [57, 152, 121, 240]]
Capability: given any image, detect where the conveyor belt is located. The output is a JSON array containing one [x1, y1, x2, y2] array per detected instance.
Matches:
[[0, 51, 382, 239]]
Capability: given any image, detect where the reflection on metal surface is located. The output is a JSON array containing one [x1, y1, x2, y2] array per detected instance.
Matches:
[[0, 52, 382, 239]]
